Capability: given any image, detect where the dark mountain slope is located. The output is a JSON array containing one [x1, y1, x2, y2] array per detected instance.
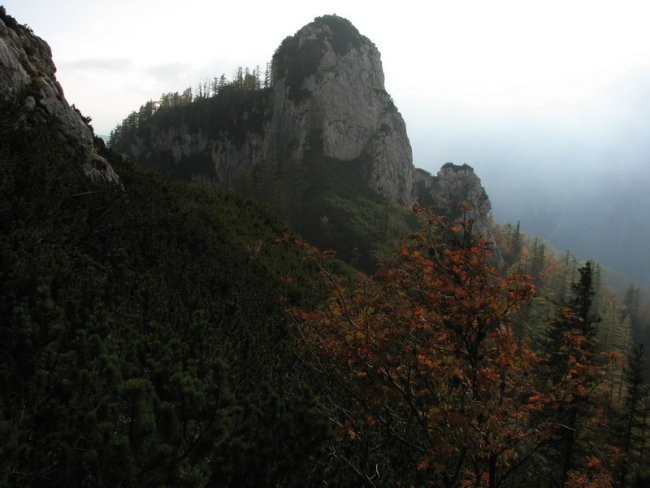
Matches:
[[0, 8, 336, 486]]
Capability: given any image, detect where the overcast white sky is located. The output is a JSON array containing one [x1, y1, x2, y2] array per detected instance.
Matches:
[[5, 0, 650, 280], [5, 1, 650, 152]]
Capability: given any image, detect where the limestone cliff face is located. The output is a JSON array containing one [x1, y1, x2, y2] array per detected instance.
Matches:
[[268, 15, 492, 231], [126, 121, 267, 186], [0, 10, 118, 182], [269, 15, 413, 204], [111, 14, 493, 232]]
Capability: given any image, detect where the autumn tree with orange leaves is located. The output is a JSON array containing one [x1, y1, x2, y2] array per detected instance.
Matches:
[[292, 208, 563, 487]]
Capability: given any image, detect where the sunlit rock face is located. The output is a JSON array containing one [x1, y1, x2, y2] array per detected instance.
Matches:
[[269, 15, 414, 205], [0, 10, 118, 182]]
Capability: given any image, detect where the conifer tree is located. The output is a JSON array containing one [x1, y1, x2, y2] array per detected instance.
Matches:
[[618, 344, 648, 487], [539, 261, 614, 486], [264, 61, 272, 88], [530, 238, 546, 282]]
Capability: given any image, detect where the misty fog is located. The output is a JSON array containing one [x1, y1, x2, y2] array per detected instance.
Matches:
[[407, 69, 650, 287]]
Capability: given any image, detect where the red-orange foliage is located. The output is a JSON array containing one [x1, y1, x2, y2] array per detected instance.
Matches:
[[291, 211, 555, 487]]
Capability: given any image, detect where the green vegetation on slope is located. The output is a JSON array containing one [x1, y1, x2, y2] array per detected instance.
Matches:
[[237, 153, 417, 271], [0, 118, 334, 486]]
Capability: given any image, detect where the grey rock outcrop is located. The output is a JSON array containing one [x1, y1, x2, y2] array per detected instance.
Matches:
[[111, 14, 493, 232], [414, 164, 493, 237], [269, 15, 413, 204], [126, 120, 267, 187], [0, 10, 118, 182]]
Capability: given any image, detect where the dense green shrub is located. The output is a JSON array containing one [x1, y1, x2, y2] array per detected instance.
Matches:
[[0, 118, 333, 486]]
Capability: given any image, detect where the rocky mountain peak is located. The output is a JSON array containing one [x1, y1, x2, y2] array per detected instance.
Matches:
[[271, 15, 376, 100], [109, 14, 493, 237], [269, 15, 414, 204], [0, 8, 118, 182]]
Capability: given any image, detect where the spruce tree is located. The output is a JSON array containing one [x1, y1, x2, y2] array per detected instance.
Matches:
[[540, 261, 606, 486], [619, 344, 648, 487]]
